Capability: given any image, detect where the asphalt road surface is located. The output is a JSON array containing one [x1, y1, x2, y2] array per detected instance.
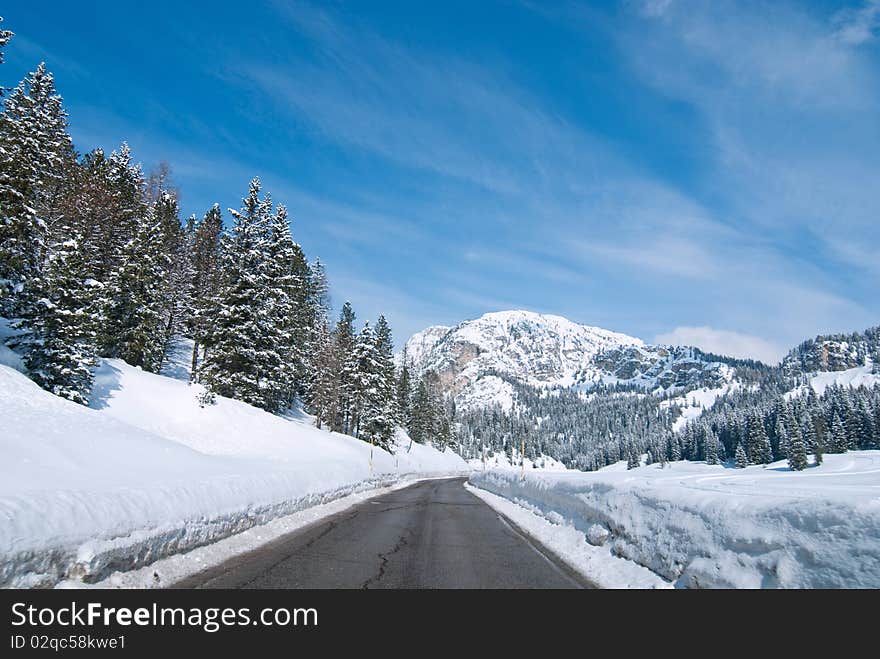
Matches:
[[174, 477, 590, 589]]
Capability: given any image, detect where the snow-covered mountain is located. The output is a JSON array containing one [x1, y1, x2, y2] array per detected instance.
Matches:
[[402, 310, 734, 410]]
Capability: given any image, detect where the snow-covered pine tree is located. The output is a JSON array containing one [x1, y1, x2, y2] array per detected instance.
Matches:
[[396, 346, 413, 428], [99, 145, 145, 279], [787, 422, 808, 471], [799, 412, 817, 454], [439, 418, 453, 451], [101, 203, 171, 371], [349, 321, 379, 441], [409, 370, 446, 446], [746, 413, 772, 464], [152, 191, 191, 371], [829, 412, 848, 453], [814, 429, 824, 465], [189, 203, 223, 381], [364, 315, 397, 450], [626, 449, 639, 470], [285, 241, 312, 394], [299, 257, 331, 398], [305, 319, 339, 430], [200, 178, 278, 410], [734, 442, 748, 468], [333, 302, 357, 433], [53, 145, 146, 287], [0, 63, 74, 314], [774, 413, 789, 460], [409, 376, 433, 444], [20, 232, 100, 404], [704, 429, 720, 465], [843, 395, 863, 451], [670, 434, 682, 462], [0, 17, 12, 67], [262, 203, 299, 411], [309, 258, 330, 321]]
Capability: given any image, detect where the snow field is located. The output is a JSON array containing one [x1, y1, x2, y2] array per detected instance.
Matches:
[[469, 453, 880, 588]]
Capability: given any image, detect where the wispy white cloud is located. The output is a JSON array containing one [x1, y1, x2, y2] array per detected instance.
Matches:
[[833, 0, 880, 45]]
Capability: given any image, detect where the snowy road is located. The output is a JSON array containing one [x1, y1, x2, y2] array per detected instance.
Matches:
[[172, 477, 590, 589]]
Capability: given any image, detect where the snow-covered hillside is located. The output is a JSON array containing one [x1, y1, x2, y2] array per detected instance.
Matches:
[[785, 364, 880, 400], [661, 382, 740, 433], [470, 452, 880, 588], [0, 358, 466, 588], [403, 310, 738, 411]]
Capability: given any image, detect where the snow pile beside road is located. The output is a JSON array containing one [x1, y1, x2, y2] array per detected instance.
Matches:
[[470, 453, 880, 588], [0, 359, 466, 588]]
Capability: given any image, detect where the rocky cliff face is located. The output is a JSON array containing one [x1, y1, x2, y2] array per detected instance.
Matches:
[[782, 327, 880, 376], [584, 344, 734, 390], [402, 310, 735, 410]]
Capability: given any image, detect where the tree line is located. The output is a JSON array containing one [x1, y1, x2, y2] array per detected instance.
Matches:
[[457, 360, 880, 473], [0, 20, 452, 453]]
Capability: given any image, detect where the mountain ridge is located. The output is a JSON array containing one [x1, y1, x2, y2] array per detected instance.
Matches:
[[402, 309, 734, 411]]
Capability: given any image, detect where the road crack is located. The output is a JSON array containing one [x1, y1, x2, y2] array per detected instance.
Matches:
[[361, 530, 412, 589]]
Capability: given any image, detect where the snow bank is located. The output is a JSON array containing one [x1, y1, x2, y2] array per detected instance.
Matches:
[[470, 453, 880, 588], [62, 478, 450, 589], [0, 358, 467, 588], [464, 484, 669, 589]]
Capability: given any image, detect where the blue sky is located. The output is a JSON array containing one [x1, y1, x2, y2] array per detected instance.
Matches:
[[2, 0, 879, 361]]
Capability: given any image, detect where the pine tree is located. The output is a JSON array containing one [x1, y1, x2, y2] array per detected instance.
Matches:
[[626, 449, 639, 470], [262, 203, 299, 410], [670, 434, 682, 462], [309, 258, 330, 320], [774, 413, 789, 460], [829, 412, 848, 453], [409, 370, 446, 446], [348, 322, 376, 441], [844, 398, 863, 450], [372, 314, 398, 440], [799, 412, 817, 454], [298, 258, 330, 405], [152, 191, 190, 371], [0, 63, 74, 313], [101, 204, 171, 371], [734, 442, 748, 469], [333, 302, 357, 433], [200, 178, 277, 410], [189, 204, 223, 381], [285, 241, 313, 392], [704, 429, 720, 465], [396, 347, 413, 428], [305, 320, 338, 430], [409, 376, 433, 444], [746, 414, 772, 464], [92, 145, 145, 281], [49, 145, 146, 292], [0, 17, 13, 67], [19, 233, 100, 404], [813, 429, 824, 466], [787, 423, 808, 471]]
